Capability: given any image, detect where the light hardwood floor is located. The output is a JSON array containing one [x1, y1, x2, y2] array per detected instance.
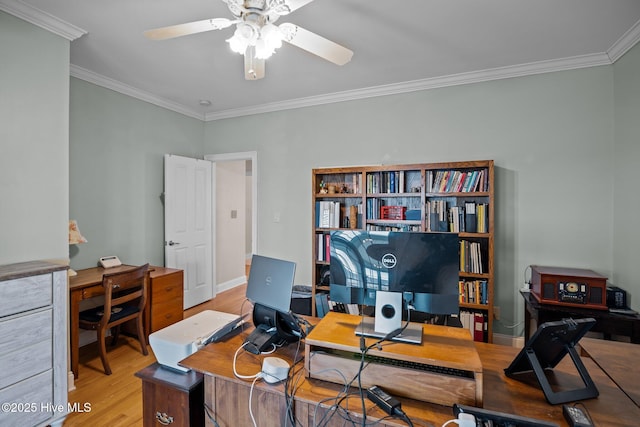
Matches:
[[63, 283, 248, 426]]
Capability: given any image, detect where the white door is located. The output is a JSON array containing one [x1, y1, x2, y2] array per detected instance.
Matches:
[[164, 154, 214, 309]]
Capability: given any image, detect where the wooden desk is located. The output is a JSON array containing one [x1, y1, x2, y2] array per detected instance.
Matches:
[[580, 337, 640, 407], [180, 318, 640, 427], [521, 290, 640, 343], [69, 265, 183, 379]]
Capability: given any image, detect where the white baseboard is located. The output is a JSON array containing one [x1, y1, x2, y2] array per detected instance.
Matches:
[[67, 371, 75, 392], [216, 276, 247, 294], [492, 333, 525, 348]]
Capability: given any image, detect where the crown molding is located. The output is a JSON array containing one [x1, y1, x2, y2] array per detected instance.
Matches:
[[5, 2, 639, 121], [607, 18, 640, 62], [67, 19, 638, 123], [70, 65, 205, 121], [0, 0, 86, 40], [204, 52, 612, 121]]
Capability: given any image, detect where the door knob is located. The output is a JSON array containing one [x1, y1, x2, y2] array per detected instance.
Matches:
[[167, 241, 180, 246]]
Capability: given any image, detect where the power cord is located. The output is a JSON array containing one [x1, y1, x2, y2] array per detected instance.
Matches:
[[442, 414, 475, 427], [232, 342, 262, 380], [249, 375, 260, 427]]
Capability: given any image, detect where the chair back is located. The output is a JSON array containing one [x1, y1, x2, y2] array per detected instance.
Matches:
[[100, 263, 149, 326]]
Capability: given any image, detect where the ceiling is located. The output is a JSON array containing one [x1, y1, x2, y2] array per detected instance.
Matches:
[[4, 0, 640, 121]]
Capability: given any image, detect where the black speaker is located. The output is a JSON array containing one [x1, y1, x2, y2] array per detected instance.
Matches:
[[542, 283, 556, 300], [589, 287, 603, 305]]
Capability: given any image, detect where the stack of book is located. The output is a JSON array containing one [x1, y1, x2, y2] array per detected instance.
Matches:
[[460, 240, 484, 274], [316, 201, 341, 228], [427, 168, 489, 193], [458, 279, 489, 304]]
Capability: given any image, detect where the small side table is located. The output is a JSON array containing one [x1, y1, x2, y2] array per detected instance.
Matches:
[[135, 363, 204, 427], [521, 290, 640, 343]]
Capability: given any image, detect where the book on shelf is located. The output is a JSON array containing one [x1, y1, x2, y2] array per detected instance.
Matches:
[[460, 240, 484, 274], [316, 201, 341, 228], [438, 202, 489, 234], [460, 310, 488, 342], [458, 279, 488, 304], [427, 168, 489, 193], [426, 199, 448, 232], [366, 224, 421, 232], [473, 312, 484, 342], [366, 171, 407, 194], [316, 234, 332, 262], [464, 202, 477, 233]]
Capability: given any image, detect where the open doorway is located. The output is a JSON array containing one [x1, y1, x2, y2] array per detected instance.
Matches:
[[205, 151, 257, 294]]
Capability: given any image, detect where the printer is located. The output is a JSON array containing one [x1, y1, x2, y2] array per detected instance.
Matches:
[[149, 310, 245, 372]]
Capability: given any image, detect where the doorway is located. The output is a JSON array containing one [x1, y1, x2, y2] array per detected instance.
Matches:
[[205, 151, 257, 294]]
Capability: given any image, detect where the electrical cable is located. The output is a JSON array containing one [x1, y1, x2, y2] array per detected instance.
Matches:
[[232, 341, 262, 380], [248, 375, 260, 427], [284, 338, 305, 426], [203, 401, 221, 427], [393, 407, 414, 427]]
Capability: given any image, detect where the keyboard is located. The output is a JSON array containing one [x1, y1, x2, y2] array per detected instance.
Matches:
[[365, 353, 474, 379], [453, 404, 560, 427], [321, 348, 474, 379]]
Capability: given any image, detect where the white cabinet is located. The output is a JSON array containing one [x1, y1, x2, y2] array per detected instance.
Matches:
[[0, 261, 68, 427]]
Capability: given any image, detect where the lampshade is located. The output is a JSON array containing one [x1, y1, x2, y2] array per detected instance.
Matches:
[[69, 220, 87, 245], [226, 20, 284, 60]]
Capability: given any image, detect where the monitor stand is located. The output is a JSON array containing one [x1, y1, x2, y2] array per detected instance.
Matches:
[[355, 317, 423, 344]]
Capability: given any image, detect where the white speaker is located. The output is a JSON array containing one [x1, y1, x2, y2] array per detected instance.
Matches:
[[374, 291, 402, 335]]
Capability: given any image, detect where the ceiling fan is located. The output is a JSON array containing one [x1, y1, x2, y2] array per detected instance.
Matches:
[[144, 0, 353, 80]]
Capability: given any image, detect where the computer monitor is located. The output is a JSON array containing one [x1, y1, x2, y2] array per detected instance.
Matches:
[[244, 254, 302, 353], [329, 230, 459, 342], [246, 254, 296, 313]]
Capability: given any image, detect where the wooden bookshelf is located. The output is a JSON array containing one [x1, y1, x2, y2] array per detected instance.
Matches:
[[311, 160, 495, 342]]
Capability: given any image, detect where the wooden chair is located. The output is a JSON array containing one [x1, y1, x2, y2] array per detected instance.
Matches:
[[79, 263, 150, 375]]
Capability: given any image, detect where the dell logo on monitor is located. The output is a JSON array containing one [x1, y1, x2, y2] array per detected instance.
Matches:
[[381, 253, 397, 268]]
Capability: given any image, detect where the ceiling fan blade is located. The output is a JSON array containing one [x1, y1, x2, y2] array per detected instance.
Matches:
[[244, 46, 265, 80], [279, 23, 353, 66], [282, 0, 316, 14], [144, 18, 236, 40]]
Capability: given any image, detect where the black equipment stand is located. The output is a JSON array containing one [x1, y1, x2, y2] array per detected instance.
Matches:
[[504, 317, 599, 405]]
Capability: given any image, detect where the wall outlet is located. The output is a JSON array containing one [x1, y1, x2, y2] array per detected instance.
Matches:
[[493, 306, 500, 320]]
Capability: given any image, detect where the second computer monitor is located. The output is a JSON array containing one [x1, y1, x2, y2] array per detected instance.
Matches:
[[246, 254, 296, 313]]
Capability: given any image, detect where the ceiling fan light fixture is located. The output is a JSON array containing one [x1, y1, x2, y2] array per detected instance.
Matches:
[[145, 0, 353, 79], [227, 22, 258, 54], [255, 23, 283, 59]]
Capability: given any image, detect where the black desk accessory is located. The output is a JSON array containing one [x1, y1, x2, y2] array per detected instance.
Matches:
[[453, 404, 559, 427], [504, 318, 599, 405], [243, 303, 307, 354], [244, 324, 280, 354]]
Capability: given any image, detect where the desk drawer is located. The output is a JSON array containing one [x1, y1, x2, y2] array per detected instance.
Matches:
[[152, 273, 183, 304], [0, 273, 52, 318], [151, 302, 183, 333]]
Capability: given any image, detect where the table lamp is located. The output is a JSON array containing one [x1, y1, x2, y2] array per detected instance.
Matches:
[[68, 220, 87, 276]]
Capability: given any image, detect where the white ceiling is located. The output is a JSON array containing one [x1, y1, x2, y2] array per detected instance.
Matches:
[[4, 0, 640, 121]]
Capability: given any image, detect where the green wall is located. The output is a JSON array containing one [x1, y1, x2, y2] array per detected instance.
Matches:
[[5, 9, 639, 338], [0, 11, 70, 265], [203, 65, 617, 336], [613, 40, 640, 308], [69, 78, 204, 269]]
